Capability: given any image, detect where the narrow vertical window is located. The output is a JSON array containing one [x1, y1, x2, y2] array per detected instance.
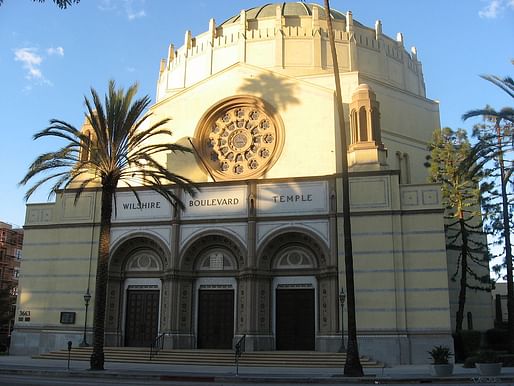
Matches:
[[80, 132, 91, 162], [358, 107, 367, 141]]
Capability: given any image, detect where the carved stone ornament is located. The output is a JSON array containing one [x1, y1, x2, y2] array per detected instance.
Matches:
[[195, 96, 284, 181]]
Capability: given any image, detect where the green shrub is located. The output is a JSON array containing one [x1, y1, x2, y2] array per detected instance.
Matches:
[[428, 345, 452, 364], [498, 354, 514, 367], [463, 355, 477, 368], [464, 350, 501, 368], [486, 328, 509, 351], [476, 350, 499, 363], [453, 330, 481, 362]]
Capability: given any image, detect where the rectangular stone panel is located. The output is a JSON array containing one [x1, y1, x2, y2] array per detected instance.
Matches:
[[257, 181, 329, 216]]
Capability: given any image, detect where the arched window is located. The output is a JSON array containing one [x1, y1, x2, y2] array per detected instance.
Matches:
[[125, 251, 161, 272], [371, 108, 381, 143], [359, 107, 368, 141], [80, 131, 92, 162], [351, 109, 358, 144], [196, 249, 237, 271], [273, 247, 316, 270]]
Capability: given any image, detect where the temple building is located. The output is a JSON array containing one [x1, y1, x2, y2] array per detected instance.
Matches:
[[12, 2, 493, 365]]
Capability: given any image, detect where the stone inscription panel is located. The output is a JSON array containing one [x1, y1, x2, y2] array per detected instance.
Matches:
[[257, 181, 329, 216], [181, 185, 248, 219], [113, 191, 173, 222]]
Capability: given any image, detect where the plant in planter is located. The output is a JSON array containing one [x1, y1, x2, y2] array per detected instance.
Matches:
[[475, 351, 502, 376], [428, 345, 453, 376]]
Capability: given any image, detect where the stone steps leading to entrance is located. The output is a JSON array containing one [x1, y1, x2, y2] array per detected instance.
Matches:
[[34, 347, 384, 368]]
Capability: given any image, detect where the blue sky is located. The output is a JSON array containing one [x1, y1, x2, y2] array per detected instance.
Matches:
[[0, 0, 513, 228]]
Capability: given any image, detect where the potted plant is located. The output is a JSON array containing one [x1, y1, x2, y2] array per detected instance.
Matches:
[[475, 351, 502, 376], [428, 345, 453, 376]]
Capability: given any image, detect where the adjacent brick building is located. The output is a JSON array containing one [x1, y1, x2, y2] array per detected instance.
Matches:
[[0, 222, 23, 342]]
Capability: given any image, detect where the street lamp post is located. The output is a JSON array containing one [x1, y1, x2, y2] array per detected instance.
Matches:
[[79, 289, 91, 347], [339, 289, 346, 352]]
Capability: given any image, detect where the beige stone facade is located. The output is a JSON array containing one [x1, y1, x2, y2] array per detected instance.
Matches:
[[12, 3, 492, 365]]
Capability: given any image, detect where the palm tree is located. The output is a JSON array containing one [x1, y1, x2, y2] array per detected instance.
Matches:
[[19, 80, 195, 370], [0, 0, 80, 7], [463, 67, 514, 351], [323, 0, 363, 376]]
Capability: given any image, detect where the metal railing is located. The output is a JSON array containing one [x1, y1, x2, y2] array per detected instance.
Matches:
[[234, 334, 246, 376], [149, 332, 166, 360]]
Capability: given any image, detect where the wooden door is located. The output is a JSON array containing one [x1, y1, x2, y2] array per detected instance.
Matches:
[[276, 288, 315, 350], [125, 290, 159, 347], [197, 289, 234, 349]]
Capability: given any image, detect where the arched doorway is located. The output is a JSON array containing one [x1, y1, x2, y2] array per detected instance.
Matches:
[[106, 236, 167, 347], [273, 249, 317, 350], [194, 250, 238, 349], [258, 230, 333, 351], [179, 233, 244, 349]]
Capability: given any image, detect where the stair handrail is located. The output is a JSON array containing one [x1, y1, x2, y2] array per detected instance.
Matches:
[[234, 334, 246, 376], [149, 332, 166, 360]]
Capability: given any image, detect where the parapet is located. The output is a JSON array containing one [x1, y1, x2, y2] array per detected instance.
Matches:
[[156, 2, 426, 102]]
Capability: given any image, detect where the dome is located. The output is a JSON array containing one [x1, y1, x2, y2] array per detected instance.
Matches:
[[221, 2, 362, 26]]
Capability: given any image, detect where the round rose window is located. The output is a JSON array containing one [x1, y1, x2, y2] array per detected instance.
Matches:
[[195, 97, 283, 181]]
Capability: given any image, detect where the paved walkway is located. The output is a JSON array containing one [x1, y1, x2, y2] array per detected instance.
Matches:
[[0, 355, 513, 383]]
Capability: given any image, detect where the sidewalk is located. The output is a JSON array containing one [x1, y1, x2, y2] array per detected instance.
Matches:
[[1, 354, 514, 384]]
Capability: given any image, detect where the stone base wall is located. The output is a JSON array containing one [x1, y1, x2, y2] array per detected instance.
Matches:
[[10, 327, 86, 356], [357, 332, 453, 365], [11, 327, 453, 366]]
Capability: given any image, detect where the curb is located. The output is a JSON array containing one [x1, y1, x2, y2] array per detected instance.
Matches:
[[2, 367, 514, 384]]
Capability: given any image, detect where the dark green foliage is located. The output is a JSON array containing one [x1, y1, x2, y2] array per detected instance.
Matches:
[[428, 345, 453, 364], [476, 350, 500, 363], [0, 0, 80, 7], [453, 330, 482, 362], [0, 287, 15, 352], [486, 328, 509, 351], [0, 288, 14, 323], [469, 123, 514, 278], [463, 64, 514, 352], [464, 351, 502, 368], [498, 354, 514, 367], [426, 128, 492, 332]]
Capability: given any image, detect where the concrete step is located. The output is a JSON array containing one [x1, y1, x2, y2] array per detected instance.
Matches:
[[34, 347, 384, 368]]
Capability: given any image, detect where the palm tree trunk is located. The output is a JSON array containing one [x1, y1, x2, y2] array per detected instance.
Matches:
[[90, 184, 115, 370], [323, 0, 363, 376], [497, 128, 514, 352], [455, 216, 468, 332]]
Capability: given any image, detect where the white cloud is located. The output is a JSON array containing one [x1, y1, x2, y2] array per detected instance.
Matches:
[[14, 48, 43, 80], [98, 0, 146, 21], [479, 0, 513, 18], [14, 46, 63, 87], [127, 9, 146, 21], [47, 46, 64, 56], [97, 0, 116, 11]]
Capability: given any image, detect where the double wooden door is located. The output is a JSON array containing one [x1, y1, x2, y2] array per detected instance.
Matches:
[[276, 288, 315, 350], [125, 290, 159, 347], [197, 289, 234, 349]]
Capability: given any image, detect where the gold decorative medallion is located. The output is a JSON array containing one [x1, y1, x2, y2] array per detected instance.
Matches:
[[195, 96, 283, 180]]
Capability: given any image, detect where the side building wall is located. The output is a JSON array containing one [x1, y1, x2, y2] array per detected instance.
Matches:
[[11, 194, 99, 355]]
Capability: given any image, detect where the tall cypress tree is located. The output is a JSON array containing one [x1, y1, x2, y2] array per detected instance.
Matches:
[[426, 128, 492, 333]]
